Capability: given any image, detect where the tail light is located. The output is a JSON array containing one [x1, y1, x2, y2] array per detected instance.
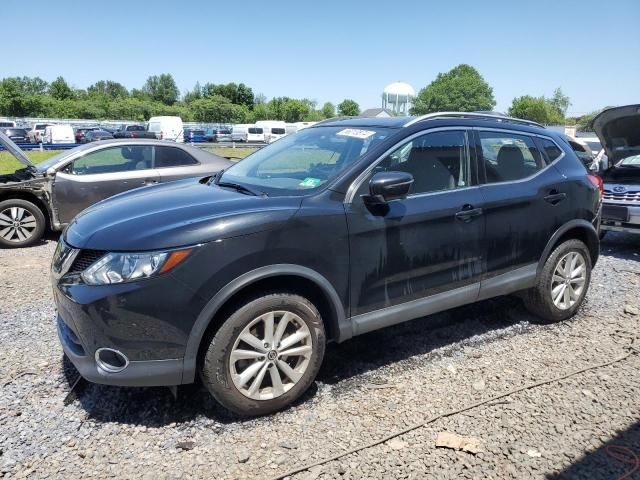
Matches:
[[588, 174, 603, 197], [131, 132, 136, 138]]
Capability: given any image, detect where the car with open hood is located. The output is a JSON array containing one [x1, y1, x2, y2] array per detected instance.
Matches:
[[0, 133, 231, 247], [593, 104, 640, 237], [51, 112, 601, 416]]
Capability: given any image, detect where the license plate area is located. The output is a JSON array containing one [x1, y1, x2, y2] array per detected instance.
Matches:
[[602, 205, 629, 222]]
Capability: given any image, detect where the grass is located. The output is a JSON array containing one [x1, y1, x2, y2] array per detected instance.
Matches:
[[0, 150, 62, 174], [204, 147, 256, 160]]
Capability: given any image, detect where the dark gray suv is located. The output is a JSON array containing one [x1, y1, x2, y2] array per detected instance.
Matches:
[[52, 113, 602, 416]]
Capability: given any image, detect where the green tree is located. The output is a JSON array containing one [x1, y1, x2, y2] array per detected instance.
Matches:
[[507, 96, 564, 124], [20, 76, 48, 96], [411, 64, 495, 114], [202, 82, 254, 107], [337, 99, 360, 116], [49, 76, 74, 100], [183, 82, 202, 104], [549, 87, 570, 116], [282, 99, 310, 123], [142, 74, 179, 105], [320, 101, 335, 118], [87, 80, 129, 99]]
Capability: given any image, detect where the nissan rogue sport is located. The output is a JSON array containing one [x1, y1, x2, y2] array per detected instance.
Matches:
[[52, 113, 602, 416]]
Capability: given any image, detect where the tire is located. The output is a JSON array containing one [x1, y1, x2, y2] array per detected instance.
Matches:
[[200, 293, 326, 416], [0, 199, 46, 248], [524, 239, 592, 322]]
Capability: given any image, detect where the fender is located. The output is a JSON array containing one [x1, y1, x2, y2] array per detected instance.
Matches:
[[537, 219, 599, 275], [181, 264, 348, 383]]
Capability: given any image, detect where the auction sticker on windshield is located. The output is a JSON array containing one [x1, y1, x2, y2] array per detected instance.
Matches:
[[336, 128, 376, 139], [299, 177, 322, 188]]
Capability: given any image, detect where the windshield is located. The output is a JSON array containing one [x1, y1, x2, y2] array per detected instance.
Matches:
[[219, 126, 393, 196]]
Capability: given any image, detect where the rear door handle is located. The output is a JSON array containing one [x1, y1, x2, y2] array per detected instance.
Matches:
[[455, 205, 483, 222], [142, 179, 159, 185], [544, 191, 567, 205]]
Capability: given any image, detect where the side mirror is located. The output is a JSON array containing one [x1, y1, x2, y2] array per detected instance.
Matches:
[[46, 167, 56, 177], [363, 171, 413, 205]]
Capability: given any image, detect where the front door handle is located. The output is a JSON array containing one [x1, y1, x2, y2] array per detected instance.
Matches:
[[544, 190, 567, 205], [455, 205, 483, 222], [142, 179, 159, 186]]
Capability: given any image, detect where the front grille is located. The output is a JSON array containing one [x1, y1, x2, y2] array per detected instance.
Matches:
[[603, 190, 640, 203], [69, 249, 106, 273]]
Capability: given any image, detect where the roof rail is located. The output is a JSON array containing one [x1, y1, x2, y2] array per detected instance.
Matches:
[[403, 112, 544, 129]]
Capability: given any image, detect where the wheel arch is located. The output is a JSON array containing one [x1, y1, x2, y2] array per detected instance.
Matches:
[[538, 220, 599, 276], [181, 264, 348, 384], [0, 190, 53, 230]]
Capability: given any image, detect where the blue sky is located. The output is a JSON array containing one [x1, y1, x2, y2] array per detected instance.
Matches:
[[3, 0, 639, 115]]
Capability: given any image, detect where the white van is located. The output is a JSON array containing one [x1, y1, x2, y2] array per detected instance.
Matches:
[[231, 124, 265, 143], [0, 120, 16, 128], [43, 125, 75, 144], [147, 116, 184, 143], [256, 120, 287, 143]]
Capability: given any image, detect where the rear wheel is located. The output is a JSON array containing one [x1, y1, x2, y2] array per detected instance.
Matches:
[[0, 199, 46, 248], [200, 293, 325, 416], [524, 239, 591, 322]]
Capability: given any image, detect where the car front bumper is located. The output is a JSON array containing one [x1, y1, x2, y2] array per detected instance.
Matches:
[[53, 272, 207, 387]]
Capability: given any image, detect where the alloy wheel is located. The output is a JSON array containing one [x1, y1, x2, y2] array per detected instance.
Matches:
[[0, 207, 37, 243], [550, 251, 587, 310], [229, 310, 313, 401]]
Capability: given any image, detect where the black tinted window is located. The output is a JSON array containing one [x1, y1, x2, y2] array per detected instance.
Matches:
[[154, 147, 198, 168], [538, 138, 563, 162], [374, 130, 469, 195], [480, 132, 543, 183]]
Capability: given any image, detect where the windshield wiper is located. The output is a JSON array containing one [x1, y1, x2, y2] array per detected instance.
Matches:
[[216, 181, 267, 197]]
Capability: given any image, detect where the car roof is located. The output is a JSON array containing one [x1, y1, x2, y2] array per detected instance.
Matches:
[[315, 112, 546, 131]]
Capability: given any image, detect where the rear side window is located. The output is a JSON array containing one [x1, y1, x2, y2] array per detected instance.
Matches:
[[479, 132, 544, 183], [537, 137, 563, 162], [154, 146, 199, 168]]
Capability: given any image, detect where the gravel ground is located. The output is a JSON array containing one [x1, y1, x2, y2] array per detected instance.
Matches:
[[1, 233, 639, 479]]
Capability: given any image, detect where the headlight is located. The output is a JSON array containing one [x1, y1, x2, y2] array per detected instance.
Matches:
[[81, 248, 193, 285]]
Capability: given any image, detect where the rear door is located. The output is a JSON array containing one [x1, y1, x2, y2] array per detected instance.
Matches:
[[52, 145, 158, 223], [474, 128, 565, 285]]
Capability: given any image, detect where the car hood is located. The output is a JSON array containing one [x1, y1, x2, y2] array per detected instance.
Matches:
[[65, 177, 303, 251], [0, 129, 34, 167], [593, 104, 640, 163]]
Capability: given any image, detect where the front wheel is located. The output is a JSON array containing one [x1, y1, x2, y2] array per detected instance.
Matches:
[[0, 199, 46, 248], [524, 239, 592, 322], [200, 293, 326, 416]]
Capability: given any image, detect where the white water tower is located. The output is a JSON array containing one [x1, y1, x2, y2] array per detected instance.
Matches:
[[382, 82, 415, 115]]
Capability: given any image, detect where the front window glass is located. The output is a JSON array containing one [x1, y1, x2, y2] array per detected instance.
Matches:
[[370, 130, 469, 195], [219, 126, 393, 196], [72, 146, 153, 174]]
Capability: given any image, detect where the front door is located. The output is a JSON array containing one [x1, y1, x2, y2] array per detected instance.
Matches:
[[346, 129, 485, 323], [53, 145, 158, 224]]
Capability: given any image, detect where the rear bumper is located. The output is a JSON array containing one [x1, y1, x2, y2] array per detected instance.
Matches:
[[58, 314, 183, 386]]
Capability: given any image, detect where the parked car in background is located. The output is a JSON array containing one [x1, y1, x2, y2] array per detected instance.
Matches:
[[0, 134, 231, 248], [184, 129, 206, 143], [256, 120, 287, 143], [205, 128, 232, 142], [50, 112, 601, 416], [75, 127, 100, 144], [113, 125, 156, 139], [232, 124, 265, 142], [593, 104, 640, 238], [0, 120, 16, 128], [563, 135, 595, 168], [147, 116, 184, 143], [1, 128, 28, 143], [580, 137, 603, 157], [27, 123, 52, 143], [43, 125, 75, 144], [85, 130, 114, 142]]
